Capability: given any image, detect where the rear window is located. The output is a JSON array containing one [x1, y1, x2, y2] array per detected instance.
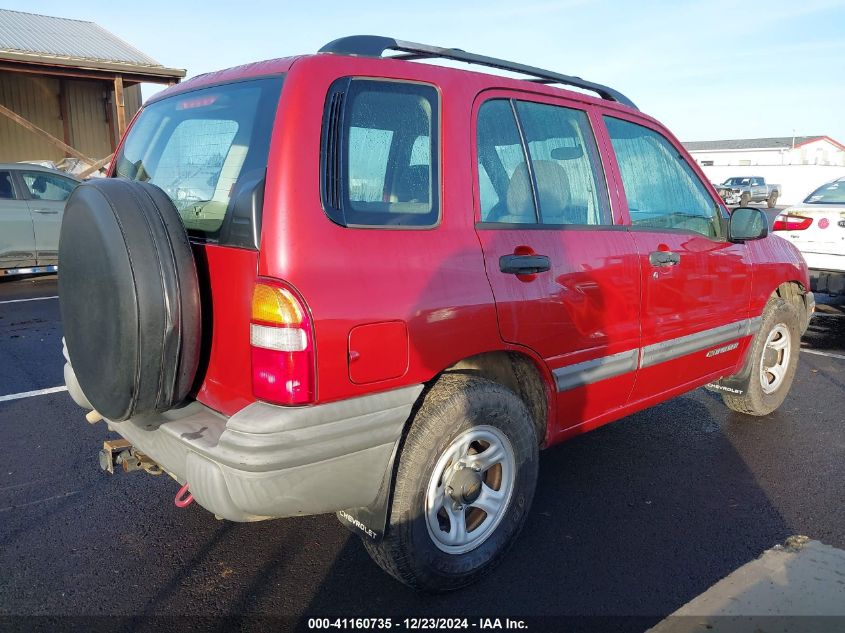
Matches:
[[804, 180, 845, 204], [114, 77, 283, 244]]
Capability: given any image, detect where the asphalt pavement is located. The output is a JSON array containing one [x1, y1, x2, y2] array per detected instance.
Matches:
[[1, 271, 843, 632]]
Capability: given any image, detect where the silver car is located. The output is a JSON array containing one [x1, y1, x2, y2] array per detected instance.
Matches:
[[0, 163, 80, 276]]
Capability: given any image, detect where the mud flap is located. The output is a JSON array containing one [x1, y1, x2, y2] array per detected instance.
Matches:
[[706, 350, 754, 396], [336, 437, 401, 543]]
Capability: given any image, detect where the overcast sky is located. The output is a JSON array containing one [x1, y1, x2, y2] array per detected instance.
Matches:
[[7, 0, 845, 143]]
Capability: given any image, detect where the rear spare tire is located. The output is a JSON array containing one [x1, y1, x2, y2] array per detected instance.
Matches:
[[59, 179, 201, 421]]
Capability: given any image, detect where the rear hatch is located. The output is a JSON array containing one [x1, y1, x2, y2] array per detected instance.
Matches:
[[112, 76, 284, 415]]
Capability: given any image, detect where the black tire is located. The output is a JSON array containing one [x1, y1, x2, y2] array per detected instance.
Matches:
[[364, 374, 538, 592], [722, 298, 800, 416], [740, 192, 751, 207], [59, 179, 201, 421], [767, 192, 778, 208]]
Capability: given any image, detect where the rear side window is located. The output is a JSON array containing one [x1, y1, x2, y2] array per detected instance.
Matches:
[[476, 100, 531, 222], [515, 101, 610, 226], [114, 76, 283, 245], [322, 79, 440, 227], [604, 116, 722, 239], [476, 99, 610, 226]]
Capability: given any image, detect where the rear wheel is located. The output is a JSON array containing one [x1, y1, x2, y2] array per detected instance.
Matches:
[[722, 298, 800, 416], [767, 192, 779, 208], [364, 374, 538, 592]]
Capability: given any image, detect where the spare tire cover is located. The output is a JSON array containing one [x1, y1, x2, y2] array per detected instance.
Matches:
[[59, 179, 201, 421]]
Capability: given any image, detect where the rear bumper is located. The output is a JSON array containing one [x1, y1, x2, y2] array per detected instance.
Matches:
[[66, 358, 422, 521]]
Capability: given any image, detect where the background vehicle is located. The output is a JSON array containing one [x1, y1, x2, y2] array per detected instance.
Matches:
[[773, 176, 845, 296], [59, 36, 813, 592], [0, 164, 79, 276], [716, 176, 781, 207]]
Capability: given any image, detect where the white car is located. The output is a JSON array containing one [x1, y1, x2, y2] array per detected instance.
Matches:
[[773, 176, 845, 296]]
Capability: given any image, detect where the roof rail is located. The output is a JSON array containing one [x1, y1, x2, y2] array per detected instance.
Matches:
[[318, 35, 637, 110]]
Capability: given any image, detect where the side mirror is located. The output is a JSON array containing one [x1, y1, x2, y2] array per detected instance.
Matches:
[[729, 207, 768, 242]]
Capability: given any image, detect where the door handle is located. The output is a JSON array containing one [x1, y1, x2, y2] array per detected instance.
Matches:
[[33, 210, 59, 215], [649, 251, 680, 267], [499, 254, 551, 275]]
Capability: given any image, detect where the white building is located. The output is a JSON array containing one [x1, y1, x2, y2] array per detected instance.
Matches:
[[683, 136, 845, 167]]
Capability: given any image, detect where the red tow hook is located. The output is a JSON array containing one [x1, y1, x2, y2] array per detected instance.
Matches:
[[174, 482, 194, 508]]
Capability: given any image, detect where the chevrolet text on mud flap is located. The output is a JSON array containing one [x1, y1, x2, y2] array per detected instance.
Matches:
[[59, 35, 814, 592]]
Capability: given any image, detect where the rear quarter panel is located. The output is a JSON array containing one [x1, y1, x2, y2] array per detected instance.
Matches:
[[259, 55, 513, 405]]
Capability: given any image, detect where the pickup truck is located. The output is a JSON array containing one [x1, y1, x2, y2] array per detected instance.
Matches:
[[716, 177, 781, 207]]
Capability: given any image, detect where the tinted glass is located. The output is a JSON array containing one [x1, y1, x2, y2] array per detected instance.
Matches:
[[323, 79, 439, 227], [114, 77, 283, 239], [515, 101, 610, 225], [605, 117, 721, 238], [21, 171, 76, 201]]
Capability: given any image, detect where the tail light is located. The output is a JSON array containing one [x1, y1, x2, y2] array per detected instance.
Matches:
[[250, 280, 315, 405], [772, 215, 813, 231]]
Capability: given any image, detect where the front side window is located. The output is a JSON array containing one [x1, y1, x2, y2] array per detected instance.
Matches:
[[604, 117, 722, 238], [114, 76, 283, 242], [322, 79, 440, 227], [21, 171, 76, 201]]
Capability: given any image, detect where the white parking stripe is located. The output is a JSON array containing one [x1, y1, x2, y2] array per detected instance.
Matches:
[[0, 386, 68, 403], [802, 348, 845, 361], [0, 295, 58, 305]]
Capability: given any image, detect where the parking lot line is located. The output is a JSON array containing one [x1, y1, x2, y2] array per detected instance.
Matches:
[[802, 348, 845, 361], [0, 295, 58, 305], [0, 386, 68, 403]]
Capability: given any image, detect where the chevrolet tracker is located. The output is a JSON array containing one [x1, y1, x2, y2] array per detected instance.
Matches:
[[59, 36, 814, 591]]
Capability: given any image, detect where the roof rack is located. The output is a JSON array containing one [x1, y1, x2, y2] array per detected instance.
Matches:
[[318, 35, 637, 110]]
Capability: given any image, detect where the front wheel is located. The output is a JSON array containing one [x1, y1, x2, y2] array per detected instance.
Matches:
[[740, 192, 751, 207], [722, 298, 801, 416], [363, 374, 539, 592]]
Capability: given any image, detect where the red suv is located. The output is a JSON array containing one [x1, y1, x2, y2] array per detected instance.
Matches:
[[59, 36, 814, 591]]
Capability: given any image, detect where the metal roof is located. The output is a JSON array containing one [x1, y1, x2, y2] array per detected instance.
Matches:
[[0, 9, 184, 80], [683, 136, 825, 152]]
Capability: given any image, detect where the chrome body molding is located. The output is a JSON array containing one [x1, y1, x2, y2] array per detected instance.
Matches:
[[554, 317, 762, 393]]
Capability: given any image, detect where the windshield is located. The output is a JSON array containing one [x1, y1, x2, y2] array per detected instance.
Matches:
[[723, 177, 751, 186], [114, 76, 283, 241], [804, 180, 845, 204]]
